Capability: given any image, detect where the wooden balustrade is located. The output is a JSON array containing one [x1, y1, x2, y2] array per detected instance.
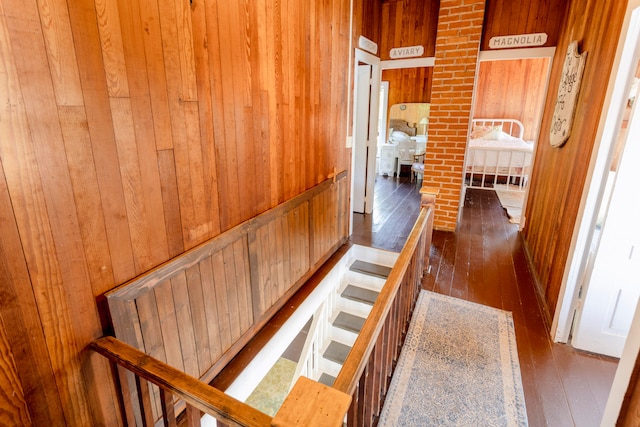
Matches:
[[332, 201, 434, 426], [91, 194, 436, 426]]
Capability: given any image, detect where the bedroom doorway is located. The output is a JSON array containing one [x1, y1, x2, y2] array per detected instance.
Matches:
[[471, 49, 555, 228], [350, 49, 380, 218]]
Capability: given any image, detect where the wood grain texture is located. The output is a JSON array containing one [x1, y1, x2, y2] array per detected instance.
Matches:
[[380, 0, 439, 60], [106, 177, 347, 420], [481, 0, 569, 51], [474, 58, 550, 141], [522, 0, 627, 318], [0, 0, 351, 423], [0, 317, 31, 426]]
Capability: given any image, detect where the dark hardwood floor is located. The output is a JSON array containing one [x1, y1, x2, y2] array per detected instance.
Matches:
[[351, 176, 618, 427]]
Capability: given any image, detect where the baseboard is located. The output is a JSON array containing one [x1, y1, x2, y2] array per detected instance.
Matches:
[[520, 234, 553, 334]]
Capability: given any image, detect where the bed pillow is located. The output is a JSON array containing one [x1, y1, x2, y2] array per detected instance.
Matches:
[[480, 125, 503, 140], [390, 130, 411, 143], [470, 125, 491, 139]]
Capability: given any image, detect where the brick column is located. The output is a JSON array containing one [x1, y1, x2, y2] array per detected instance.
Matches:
[[423, 0, 486, 231]]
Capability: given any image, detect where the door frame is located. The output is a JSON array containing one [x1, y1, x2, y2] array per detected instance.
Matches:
[[350, 48, 381, 224], [553, 0, 640, 344]]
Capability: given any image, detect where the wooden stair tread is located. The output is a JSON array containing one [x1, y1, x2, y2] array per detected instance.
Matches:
[[323, 341, 351, 365], [332, 312, 366, 334], [341, 285, 379, 306], [318, 373, 336, 387], [349, 260, 392, 279]]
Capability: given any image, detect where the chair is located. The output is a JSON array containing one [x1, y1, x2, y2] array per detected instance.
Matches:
[[411, 153, 425, 182], [396, 138, 417, 178]]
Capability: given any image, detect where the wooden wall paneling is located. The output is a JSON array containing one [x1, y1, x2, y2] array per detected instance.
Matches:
[[183, 101, 211, 245], [136, 0, 174, 151], [190, 0, 222, 239], [109, 97, 156, 272], [171, 272, 199, 377], [263, 0, 284, 207], [0, 315, 31, 426], [58, 106, 115, 297], [0, 165, 63, 425], [2, 1, 120, 424], [233, 238, 254, 335], [211, 251, 234, 354], [481, 0, 568, 50], [36, 0, 84, 106], [112, 0, 171, 267], [198, 256, 224, 363], [155, 279, 186, 372], [184, 263, 211, 374], [211, 1, 242, 230], [222, 245, 242, 341], [522, 0, 626, 316], [94, 0, 130, 98], [244, 2, 268, 218], [66, 0, 136, 285], [473, 58, 549, 141], [157, 150, 186, 257], [380, 0, 439, 60]]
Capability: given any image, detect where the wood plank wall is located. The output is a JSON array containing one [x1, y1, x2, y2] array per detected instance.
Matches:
[[107, 175, 348, 421], [473, 58, 550, 141], [380, 0, 440, 60], [0, 0, 352, 425], [383, 67, 433, 106], [379, 0, 439, 125], [481, 0, 567, 50], [522, 0, 627, 317]]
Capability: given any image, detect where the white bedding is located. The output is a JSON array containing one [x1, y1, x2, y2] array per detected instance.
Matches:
[[465, 120, 533, 191]]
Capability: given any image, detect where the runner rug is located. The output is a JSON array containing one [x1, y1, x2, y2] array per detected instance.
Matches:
[[378, 291, 528, 426], [494, 184, 525, 224]]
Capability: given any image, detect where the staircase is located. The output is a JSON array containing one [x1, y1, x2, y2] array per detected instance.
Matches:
[[225, 245, 398, 413], [316, 260, 392, 386]]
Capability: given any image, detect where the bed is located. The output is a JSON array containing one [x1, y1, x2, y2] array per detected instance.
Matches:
[[464, 118, 533, 191]]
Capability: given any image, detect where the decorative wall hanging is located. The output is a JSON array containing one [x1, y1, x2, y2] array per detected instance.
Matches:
[[550, 41, 587, 148]]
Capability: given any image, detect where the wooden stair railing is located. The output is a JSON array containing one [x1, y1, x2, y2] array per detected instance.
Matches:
[[332, 188, 437, 426], [91, 336, 351, 427], [91, 189, 437, 427]]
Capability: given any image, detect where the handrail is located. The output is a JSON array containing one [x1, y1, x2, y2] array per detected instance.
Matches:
[[91, 336, 272, 427], [333, 206, 430, 395], [91, 195, 436, 426]]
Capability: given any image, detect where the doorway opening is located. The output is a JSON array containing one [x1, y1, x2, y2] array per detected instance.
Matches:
[[350, 49, 380, 221]]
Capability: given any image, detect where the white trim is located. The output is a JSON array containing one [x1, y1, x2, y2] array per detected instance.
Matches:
[[479, 47, 556, 61], [381, 57, 435, 70], [355, 48, 381, 66]]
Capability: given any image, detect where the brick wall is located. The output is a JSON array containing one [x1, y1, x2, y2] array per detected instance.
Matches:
[[423, 0, 486, 231]]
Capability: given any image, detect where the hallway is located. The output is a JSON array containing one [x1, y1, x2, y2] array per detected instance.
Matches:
[[351, 177, 618, 426]]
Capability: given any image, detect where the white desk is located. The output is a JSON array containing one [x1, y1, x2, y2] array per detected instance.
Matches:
[[377, 138, 427, 177]]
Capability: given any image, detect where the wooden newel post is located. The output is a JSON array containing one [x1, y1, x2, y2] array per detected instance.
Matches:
[[272, 376, 351, 427], [419, 186, 439, 274]]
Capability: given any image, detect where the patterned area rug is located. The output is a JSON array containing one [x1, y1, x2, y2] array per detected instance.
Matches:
[[379, 291, 528, 426], [494, 185, 525, 224]]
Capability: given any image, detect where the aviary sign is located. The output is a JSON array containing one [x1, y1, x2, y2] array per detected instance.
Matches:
[[389, 45, 424, 59], [489, 33, 548, 49]]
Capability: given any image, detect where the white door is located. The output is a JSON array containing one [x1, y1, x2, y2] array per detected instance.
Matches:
[[572, 91, 640, 358], [352, 64, 376, 214]]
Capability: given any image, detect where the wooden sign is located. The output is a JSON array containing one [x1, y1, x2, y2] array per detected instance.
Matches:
[[358, 36, 378, 55], [550, 41, 587, 148], [489, 33, 548, 49], [389, 45, 424, 59]]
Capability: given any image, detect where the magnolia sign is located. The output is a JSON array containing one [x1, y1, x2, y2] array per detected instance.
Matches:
[[389, 45, 424, 59], [489, 33, 548, 49]]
